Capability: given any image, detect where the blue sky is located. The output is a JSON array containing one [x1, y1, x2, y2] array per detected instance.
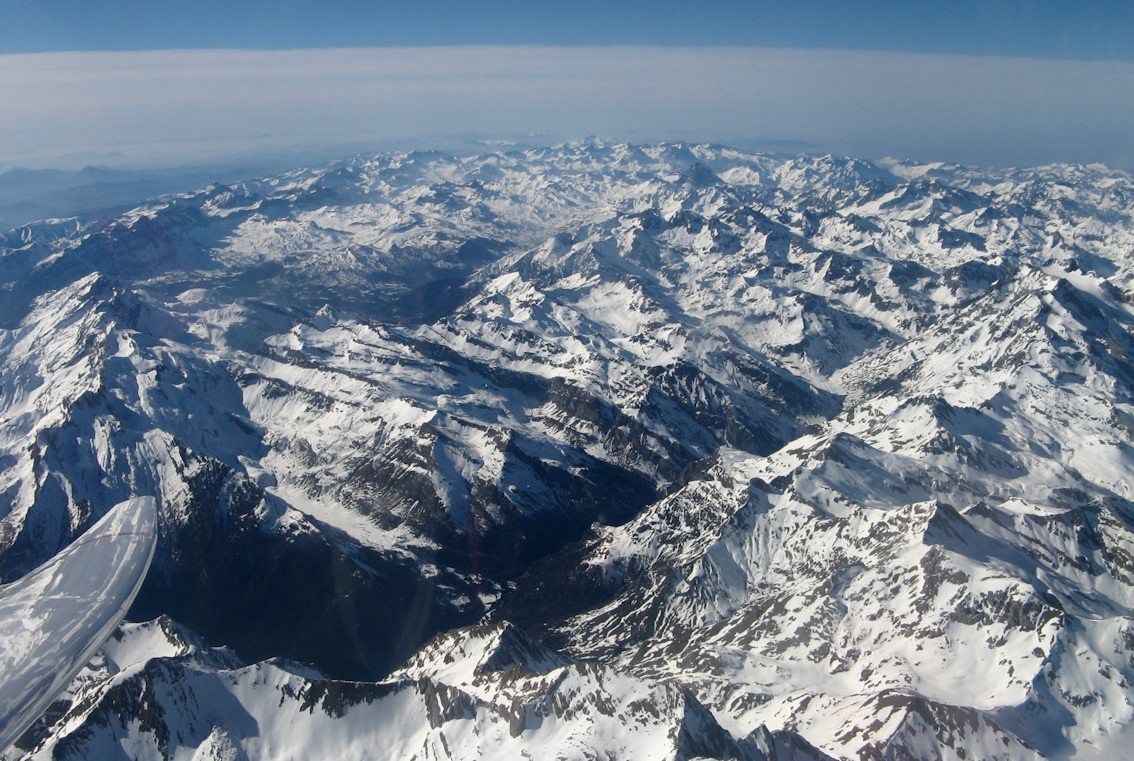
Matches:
[[0, 2, 1131, 172], [1, 1, 1132, 60]]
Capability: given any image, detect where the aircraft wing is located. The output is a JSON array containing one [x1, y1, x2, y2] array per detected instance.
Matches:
[[0, 497, 157, 752]]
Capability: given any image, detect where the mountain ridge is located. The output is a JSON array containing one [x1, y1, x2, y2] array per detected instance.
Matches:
[[2, 141, 1134, 759]]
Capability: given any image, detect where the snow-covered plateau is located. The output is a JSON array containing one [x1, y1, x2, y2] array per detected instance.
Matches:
[[2, 141, 1134, 760]]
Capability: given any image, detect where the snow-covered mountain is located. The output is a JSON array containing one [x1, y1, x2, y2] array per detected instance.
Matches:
[[2, 141, 1134, 760]]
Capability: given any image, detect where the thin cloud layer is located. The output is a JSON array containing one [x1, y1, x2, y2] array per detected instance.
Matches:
[[1, 46, 1132, 170]]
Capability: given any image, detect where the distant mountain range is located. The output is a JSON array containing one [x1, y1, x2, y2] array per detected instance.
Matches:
[[0, 157, 342, 232], [2, 142, 1133, 760]]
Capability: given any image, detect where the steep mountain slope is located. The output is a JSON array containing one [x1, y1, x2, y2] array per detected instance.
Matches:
[[2, 142, 1134, 759], [11, 617, 807, 761]]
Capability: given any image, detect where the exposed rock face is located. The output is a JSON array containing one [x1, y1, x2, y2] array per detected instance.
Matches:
[[3, 142, 1134, 759], [11, 618, 791, 761]]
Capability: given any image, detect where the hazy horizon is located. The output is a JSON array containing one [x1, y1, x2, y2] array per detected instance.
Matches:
[[1, 45, 1132, 177]]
